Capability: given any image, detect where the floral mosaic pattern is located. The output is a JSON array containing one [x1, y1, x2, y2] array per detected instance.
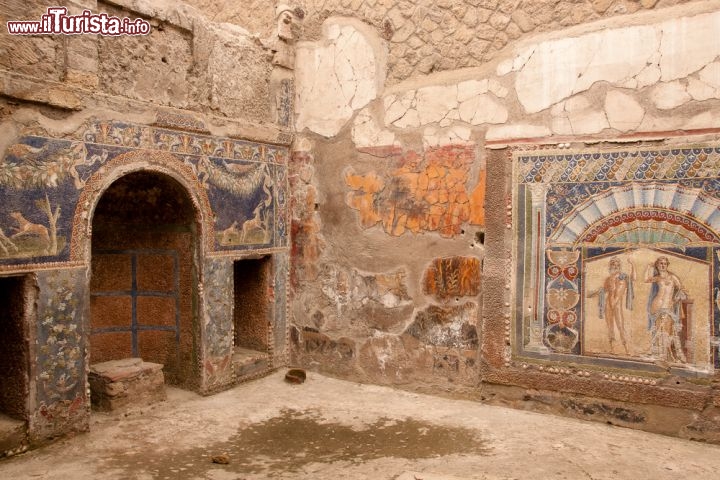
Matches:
[[273, 252, 289, 363], [275, 165, 288, 247], [36, 269, 85, 404], [203, 258, 234, 359]]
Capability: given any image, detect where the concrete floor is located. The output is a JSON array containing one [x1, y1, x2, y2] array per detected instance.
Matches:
[[1, 371, 719, 480]]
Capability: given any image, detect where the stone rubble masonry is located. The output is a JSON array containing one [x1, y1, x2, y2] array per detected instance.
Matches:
[[88, 358, 166, 412], [295, 2, 720, 142], [0, 0, 277, 127], [186, 0, 694, 85]]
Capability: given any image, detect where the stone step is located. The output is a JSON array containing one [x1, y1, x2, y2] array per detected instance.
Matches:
[[89, 358, 166, 412]]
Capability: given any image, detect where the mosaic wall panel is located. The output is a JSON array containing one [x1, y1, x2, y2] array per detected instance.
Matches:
[[36, 268, 86, 405], [0, 121, 290, 270], [273, 251, 289, 364], [513, 146, 720, 375], [203, 257, 234, 359]]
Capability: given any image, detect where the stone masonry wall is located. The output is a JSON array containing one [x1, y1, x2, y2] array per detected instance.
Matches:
[[185, 0, 693, 85], [1, 0, 277, 125]]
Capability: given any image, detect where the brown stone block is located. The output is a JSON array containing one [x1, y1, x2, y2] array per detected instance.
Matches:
[[136, 254, 175, 292], [91, 296, 132, 329], [90, 254, 132, 291], [138, 330, 178, 367], [137, 296, 176, 327], [89, 358, 165, 411], [90, 332, 133, 364]]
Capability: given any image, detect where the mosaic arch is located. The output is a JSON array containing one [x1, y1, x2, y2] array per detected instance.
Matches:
[[71, 150, 214, 263], [513, 146, 720, 375], [0, 120, 290, 273]]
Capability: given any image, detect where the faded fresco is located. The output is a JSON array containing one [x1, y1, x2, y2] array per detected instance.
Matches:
[[514, 146, 720, 374], [423, 256, 481, 300], [345, 145, 485, 238], [0, 120, 289, 269]]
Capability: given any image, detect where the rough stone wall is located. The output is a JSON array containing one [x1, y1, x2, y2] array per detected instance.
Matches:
[[186, 0, 693, 84], [1, 0, 277, 124], [0, 1, 65, 81]]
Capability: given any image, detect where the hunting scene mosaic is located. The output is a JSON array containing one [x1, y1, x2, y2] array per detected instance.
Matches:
[[513, 146, 720, 374], [0, 121, 289, 269]]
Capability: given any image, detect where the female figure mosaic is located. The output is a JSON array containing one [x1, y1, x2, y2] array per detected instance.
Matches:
[[645, 256, 689, 363]]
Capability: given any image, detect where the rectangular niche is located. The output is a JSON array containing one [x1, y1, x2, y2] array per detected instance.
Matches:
[[233, 256, 272, 365], [0, 275, 33, 451]]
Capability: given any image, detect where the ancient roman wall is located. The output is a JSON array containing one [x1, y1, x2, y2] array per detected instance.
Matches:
[[0, 0, 291, 452], [289, 0, 720, 441], [187, 0, 696, 84]]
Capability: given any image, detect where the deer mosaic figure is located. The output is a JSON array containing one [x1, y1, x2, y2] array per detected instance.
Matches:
[[219, 221, 240, 245], [240, 204, 268, 243], [10, 212, 50, 247]]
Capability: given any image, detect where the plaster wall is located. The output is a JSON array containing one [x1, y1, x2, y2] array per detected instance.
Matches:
[[186, 0, 696, 85]]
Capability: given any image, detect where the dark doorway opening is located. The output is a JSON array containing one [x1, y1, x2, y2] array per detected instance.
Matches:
[[90, 171, 198, 388], [0, 275, 32, 450]]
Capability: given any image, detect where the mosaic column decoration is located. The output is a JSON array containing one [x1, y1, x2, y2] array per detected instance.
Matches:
[[544, 248, 581, 354], [524, 183, 550, 353]]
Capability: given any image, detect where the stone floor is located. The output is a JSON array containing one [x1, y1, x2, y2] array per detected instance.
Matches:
[[1, 371, 720, 480]]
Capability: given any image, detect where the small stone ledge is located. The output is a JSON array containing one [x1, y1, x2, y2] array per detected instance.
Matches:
[[89, 358, 166, 412], [232, 347, 270, 378], [0, 414, 26, 456]]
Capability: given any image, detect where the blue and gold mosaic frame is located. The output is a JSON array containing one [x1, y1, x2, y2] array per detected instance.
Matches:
[[513, 145, 720, 375]]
